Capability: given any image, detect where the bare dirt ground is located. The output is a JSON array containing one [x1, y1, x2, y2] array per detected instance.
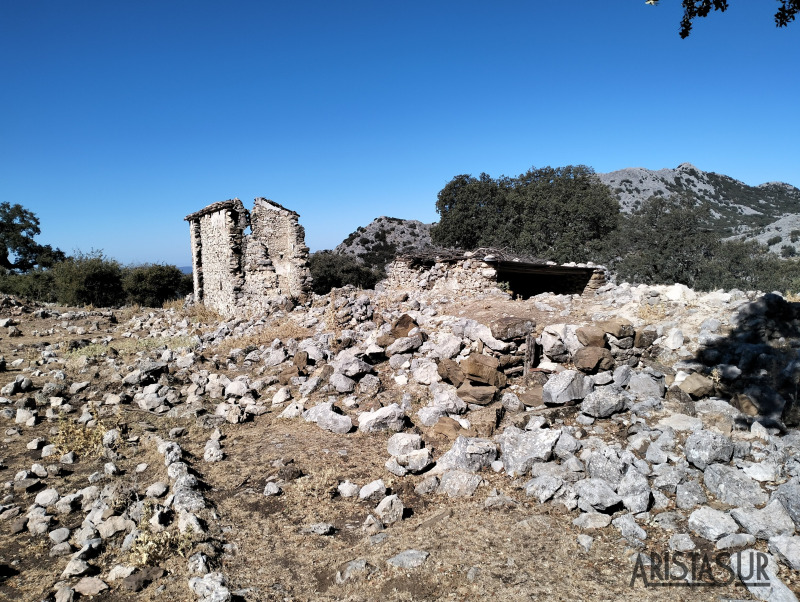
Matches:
[[0, 296, 793, 601]]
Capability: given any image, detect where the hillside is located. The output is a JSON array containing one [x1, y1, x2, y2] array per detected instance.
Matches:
[[333, 165, 800, 265], [334, 216, 433, 266], [598, 163, 800, 250]]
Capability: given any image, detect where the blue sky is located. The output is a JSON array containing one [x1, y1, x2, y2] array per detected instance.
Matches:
[[1, 1, 798, 266]]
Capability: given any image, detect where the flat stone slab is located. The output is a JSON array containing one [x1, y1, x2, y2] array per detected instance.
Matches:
[[387, 550, 429, 569], [573, 512, 612, 529], [657, 414, 702, 432]]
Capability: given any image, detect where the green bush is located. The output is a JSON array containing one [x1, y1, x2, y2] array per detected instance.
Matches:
[[308, 251, 380, 294], [767, 235, 782, 246], [600, 195, 800, 293], [50, 251, 124, 307], [431, 165, 618, 263], [0, 251, 192, 308], [0, 268, 57, 303], [123, 264, 192, 307]]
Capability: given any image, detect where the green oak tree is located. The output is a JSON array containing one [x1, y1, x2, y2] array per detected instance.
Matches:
[[0, 202, 65, 271]]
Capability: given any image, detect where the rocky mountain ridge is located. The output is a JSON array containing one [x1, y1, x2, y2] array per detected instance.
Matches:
[[334, 164, 800, 261], [598, 163, 800, 251], [334, 216, 433, 265]]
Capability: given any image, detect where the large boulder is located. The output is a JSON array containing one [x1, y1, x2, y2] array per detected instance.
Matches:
[[679, 373, 715, 398], [574, 478, 623, 513], [542, 370, 591, 406], [684, 430, 734, 470], [580, 386, 627, 418], [573, 347, 614, 374], [704, 465, 768, 507], [597, 318, 634, 339], [489, 317, 534, 341], [731, 500, 795, 540], [461, 354, 504, 387], [496, 426, 561, 477], [576, 326, 606, 347], [357, 404, 405, 433], [456, 382, 497, 405], [688, 507, 739, 541], [432, 436, 497, 474]]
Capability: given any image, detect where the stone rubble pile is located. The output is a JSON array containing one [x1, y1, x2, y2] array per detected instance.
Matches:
[[3, 278, 800, 599]]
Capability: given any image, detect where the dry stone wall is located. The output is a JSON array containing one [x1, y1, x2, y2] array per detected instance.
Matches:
[[185, 198, 311, 317], [384, 257, 607, 298], [384, 258, 498, 295]]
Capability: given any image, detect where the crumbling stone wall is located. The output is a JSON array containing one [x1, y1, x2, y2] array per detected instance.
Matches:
[[185, 198, 311, 317], [384, 258, 498, 295], [383, 256, 606, 298]]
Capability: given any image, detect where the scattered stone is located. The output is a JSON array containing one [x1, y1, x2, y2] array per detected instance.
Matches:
[[688, 507, 739, 541], [387, 549, 429, 569], [684, 430, 734, 470], [73, 577, 108, 597], [731, 500, 795, 540]]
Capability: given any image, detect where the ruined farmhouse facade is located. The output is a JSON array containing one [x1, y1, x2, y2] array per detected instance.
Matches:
[[184, 198, 312, 317]]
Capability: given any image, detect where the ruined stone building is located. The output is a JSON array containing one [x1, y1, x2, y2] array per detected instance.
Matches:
[[184, 198, 312, 317], [383, 250, 606, 299]]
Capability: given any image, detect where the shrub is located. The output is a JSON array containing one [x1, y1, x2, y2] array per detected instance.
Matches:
[[767, 235, 782, 246], [123, 264, 191, 307], [782, 245, 797, 258], [0, 268, 57, 303], [50, 251, 124, 307], [431, 165, 619, 263], [308, 251, 380, 294]]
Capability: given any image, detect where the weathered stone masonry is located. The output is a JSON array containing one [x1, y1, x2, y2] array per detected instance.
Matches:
[[185, 198, 312, 317], [383, 254, 606, 298]]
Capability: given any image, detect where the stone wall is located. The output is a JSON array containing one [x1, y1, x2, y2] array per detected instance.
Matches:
[[383, 258, 499, 295], [383, 256, 607, 298], [185, 198, 311, 317]]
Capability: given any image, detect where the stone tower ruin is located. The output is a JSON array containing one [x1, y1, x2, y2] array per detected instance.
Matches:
[[184, 198, 312, 317]]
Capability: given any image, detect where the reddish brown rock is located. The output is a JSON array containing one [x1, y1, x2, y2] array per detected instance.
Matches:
[[456, 382, 497, 405], [573, 347, 614, 374], [122, 567, 165, 592], [390, 314, 418, 338], [376, 334, 396, 347], [597, 318, 634, 338], [488, 316, 535, 341], [678, 373, 715, 398], [469, 405, 504, 437], [437, 358, 465, 388], [576, 326, 606, 348], [279, 366, 300, 386], [433, 416, 476, 440], [519, 386, 543, 407], [462, 354, 505, 387], [634, 326, 658, 348], [293, 350, 309, 369]]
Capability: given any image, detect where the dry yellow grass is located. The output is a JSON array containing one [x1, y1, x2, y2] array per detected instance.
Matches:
[[212, 317, 312, 356], [637, 301, 670, 321]]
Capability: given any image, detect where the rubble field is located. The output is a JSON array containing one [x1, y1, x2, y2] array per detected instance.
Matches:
[[2, 280, 800, 601]]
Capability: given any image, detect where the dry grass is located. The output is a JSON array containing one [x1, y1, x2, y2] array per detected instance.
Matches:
[[52, 409, 110, 458], [161, 298, 223, 325], [62, 335, 198, 361], [128, 500, 196, 566], [213, 318, 312, 356], [637, 302, 670, 322]]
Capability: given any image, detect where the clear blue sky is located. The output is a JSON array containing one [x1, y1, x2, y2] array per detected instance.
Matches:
[[2, 1, 798, 266]]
